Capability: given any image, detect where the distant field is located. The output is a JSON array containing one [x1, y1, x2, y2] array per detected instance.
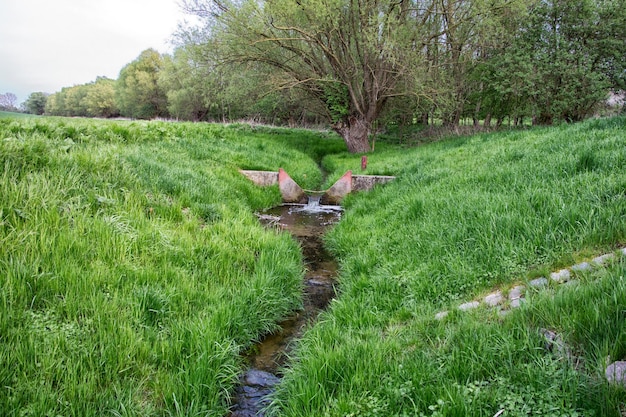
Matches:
[[0, 110, 32, 118], [1, 115, 625, 416]]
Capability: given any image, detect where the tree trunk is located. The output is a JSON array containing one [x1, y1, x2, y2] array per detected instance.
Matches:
[[484, 113, 491, 128], [333, 115, 371, 153]]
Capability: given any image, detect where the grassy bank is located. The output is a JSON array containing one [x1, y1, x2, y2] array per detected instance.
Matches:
[[0, 117, 343, 416], [1, 115, 625, 416], [273, 117, 626, 416]]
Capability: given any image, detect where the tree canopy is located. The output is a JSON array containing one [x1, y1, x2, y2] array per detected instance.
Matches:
[[24, 0, 626, 150]]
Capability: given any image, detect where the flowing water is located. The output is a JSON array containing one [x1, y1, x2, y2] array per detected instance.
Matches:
[[229, 198, 342, 417]]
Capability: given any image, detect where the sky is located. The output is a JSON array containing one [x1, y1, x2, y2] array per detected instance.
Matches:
[[0, 0, 198, 105]]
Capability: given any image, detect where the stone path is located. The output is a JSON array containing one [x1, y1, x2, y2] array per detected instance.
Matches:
[[434, 246, 626, 320], [433, 246, 626, 387]]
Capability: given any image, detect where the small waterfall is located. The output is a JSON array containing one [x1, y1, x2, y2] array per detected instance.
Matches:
[[305, 193, 322, 209], [293, 193, 341, 214]]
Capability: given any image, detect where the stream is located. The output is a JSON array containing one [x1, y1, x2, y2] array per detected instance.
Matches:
[[229, 199, 342, 417]]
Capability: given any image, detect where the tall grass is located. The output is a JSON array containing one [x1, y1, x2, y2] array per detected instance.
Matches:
[[2, 115, 625, 416], [0, 117, 344, 416], [272, 117, 626, 416]]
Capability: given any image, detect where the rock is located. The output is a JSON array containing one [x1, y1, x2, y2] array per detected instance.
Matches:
[[563, 279, 579, 287], [571, 262, 592, 272], [529, 277, 548, 288], [510, 298, 524, 308], [484, 291, 504, 307], [243, 369, 280, 388], [458, 301, 480, 311], [550, 269, 571, 283], [592, 253, 614, 266], [508, 285, 525, 301], [620, 247, 626, 256], [540, 328, 571, 359], [435, 311, 449, 320], [605, 361, 626, 386]]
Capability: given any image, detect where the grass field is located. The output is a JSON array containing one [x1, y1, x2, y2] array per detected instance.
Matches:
[[275, 117, 626, 416], [0, 117, 343, 416], [1, 115, 625, 416]]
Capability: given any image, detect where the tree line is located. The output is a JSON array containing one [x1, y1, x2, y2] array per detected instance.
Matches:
[[28, 0, 626, 152]]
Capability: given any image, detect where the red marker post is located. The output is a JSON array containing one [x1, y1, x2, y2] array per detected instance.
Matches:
[[361, 155, 367, 171]]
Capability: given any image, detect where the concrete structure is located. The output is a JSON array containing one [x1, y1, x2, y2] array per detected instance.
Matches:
[[352, 174, 396, 192], [240, 170, 279, 186], [321, 171, 352, 205], [240, 169, 396, 204], [278, 168, 308, 204]]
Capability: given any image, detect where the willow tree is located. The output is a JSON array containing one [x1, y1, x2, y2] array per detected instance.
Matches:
[[183, 0, 434, 153]]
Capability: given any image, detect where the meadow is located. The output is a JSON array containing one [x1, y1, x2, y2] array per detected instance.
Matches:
[[275, 117, 626, 416], [0, 116, 343, 416], [1, 114, 625, 416]]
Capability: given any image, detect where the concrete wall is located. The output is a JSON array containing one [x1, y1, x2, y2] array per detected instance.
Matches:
[[240, 169, 395, 203], [352, 175, 396, 192], [240, 170, 279, 186]]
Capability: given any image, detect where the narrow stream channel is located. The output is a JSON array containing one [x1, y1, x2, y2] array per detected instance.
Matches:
[[229, 200, 342, 417]]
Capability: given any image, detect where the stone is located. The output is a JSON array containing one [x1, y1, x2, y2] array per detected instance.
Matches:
[[278, 168, 307, 204], [484, 291, 504, 307], [571, 262, 592, 272], [563, 279, 579, 287], [508, 285, 525, 301], [243, 369, 280, 388], [458, 301, 480, 311], [550, 269, 571, 283], [620, 247, 626, 256], [605, 361, 626, 387], [592, 253, 614, 266], [435, 311, 449, 320], [510, 298, 523, 308], [529, 277, 548, 288], [540, 328, 571, 358]]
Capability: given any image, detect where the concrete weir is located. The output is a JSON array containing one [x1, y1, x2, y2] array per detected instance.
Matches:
[[240, 169, 395, 204]]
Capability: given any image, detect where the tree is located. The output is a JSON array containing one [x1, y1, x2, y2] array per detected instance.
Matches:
[[0, 92, 18, 111], [184, 0, 433, 152], [83, 77, 119, 118], [158, 46, 215, 121], [473, 0, 625, 125], [24, 92, 48, 115], [116, 49, 168, 119], [183, 0, 536, 151]]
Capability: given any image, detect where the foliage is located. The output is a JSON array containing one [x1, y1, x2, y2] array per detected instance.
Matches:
[[0, 92, 18, 111], [29, 1, 625, 134], [24, 92, 48, 115], [116, 49, 169, 119], [45, 78, 119, 118], [469, 0, 626, 125]]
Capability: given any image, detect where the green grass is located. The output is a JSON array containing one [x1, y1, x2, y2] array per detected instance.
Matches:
[[1, 114, 625, 416], [0, 111, 32, 119], [272, 117, 626, 416], [0, 116, 344, 416]]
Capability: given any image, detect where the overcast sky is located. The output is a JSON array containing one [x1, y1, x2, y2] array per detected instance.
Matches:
[[0, 0, 197, 104]]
